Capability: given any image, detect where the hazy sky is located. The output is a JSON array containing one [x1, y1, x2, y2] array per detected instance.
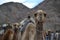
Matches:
[[0, 0, 44, 8]]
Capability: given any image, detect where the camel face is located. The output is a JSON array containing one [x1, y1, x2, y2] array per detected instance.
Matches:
[[34, 10, 46, 22]]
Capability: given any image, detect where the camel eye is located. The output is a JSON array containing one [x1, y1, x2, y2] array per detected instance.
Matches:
[[44, 14, 46, 17], [34, 13, 37, 17]]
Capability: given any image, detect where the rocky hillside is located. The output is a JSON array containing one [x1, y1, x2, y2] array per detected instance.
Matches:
[[0, 0, 60, 31], [0, 2, 31, 24], [32, 0, 60, 31]]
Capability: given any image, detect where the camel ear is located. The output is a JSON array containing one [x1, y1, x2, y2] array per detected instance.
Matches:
[[34, 13, 37, 17]]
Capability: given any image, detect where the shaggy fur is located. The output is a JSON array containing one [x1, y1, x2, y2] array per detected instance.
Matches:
[[2, 29, 14, 40]]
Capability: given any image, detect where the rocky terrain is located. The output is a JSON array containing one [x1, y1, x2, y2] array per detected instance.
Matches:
[[0, 0, 60, 31], [0, 2, 31, 24]]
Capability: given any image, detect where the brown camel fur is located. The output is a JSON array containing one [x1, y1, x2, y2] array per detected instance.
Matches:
[[2, 29, 14, 40]]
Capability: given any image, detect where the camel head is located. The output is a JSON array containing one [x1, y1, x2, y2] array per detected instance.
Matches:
[[34, 10, 46, 23]]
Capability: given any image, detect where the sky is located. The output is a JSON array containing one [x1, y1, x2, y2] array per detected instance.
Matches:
[[0, 0, 44, 8]]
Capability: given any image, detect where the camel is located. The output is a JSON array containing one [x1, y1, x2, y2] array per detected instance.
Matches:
[[1, 23, 21, 40], [12, 23, 21, 40], [19, 15, 36, 40], [20, 15, 35, 35], [21, 23, 36, 40], [2, 29, 14, 40], [34, 10, 46, 40], [1, 23, 14, 40]]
